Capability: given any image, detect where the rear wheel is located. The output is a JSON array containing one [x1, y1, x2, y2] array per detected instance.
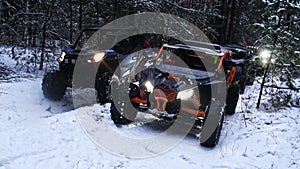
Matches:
[[225, 84, 239, 115], [239, 75, 246, 94], [42, 70, 67, 101], [200, 100, 224, 147], [246, 70, 256, 85]]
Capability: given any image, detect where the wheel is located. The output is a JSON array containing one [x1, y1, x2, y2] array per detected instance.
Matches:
[[239, 75, 246, 94], [95, 74, 111, 105], [246, 78, 254, 85], [165, 99, 181, 114], [42, 70, 67, 101], [246, 70, 256, 85], [200, 100, 224, 147], [110, 100, 138, 125], [110, 83, 138, 125], [225, 84, 239, 115]]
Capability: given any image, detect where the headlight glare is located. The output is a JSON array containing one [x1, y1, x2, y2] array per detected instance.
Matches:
[[57, 51, 66, 62], [145, 81, 154, 93], [177, 89, 194, 100], [93, 52, 105, 62]]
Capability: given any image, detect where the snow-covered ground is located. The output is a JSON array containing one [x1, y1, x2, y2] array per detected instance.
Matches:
[[0, 77, 299, 169]]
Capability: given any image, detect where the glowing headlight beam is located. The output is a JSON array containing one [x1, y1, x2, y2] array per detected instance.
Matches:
[[177, 89, 194, 100], [93, 52, 105, 62], [145, 81, 154, 93], [57, 51, 66, 62]]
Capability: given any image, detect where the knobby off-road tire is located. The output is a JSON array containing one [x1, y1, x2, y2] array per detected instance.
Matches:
[[239, 75, 246, 94], [225, 84, 240, 115], [110, 83, 138, 125], [110, 100, 138, 125], [200, 100, 225, 147], [95, 74, 111, 105], [42, 70, 67, 101], [246, 70, 256, 85]]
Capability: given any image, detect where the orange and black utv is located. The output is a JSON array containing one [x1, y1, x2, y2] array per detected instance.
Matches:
[[109, 42, 243, 147]]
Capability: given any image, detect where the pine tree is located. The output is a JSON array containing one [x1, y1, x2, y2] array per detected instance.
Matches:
[[252, 0, 300, 64]]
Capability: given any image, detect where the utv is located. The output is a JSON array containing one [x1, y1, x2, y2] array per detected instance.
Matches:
[[220, 44, 256, 93], [109, 42, 243, 147], [42, 26, 144, 104]]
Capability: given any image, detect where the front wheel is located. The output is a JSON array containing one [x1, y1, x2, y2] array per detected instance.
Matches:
[[110, 83, 138, 125], [110, 100, 138, 125], [200, 100, 224, 147], [95, 74, 111, 105], [42, 70, 67, 101]]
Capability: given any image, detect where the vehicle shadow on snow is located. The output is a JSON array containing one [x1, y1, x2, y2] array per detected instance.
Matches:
[[115, 112, 203, 141], [41, 88, 75, 117], [43, 87, 101, 116], [45, 89, 214, 146]]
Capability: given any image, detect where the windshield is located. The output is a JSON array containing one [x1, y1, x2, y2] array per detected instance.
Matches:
[[74, 30, 97, 50], [74, 30, 122, 50], [156, 47, 209, 71]]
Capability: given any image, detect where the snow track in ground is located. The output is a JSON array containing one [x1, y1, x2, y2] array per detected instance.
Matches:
[[0, 78, 299, 169]]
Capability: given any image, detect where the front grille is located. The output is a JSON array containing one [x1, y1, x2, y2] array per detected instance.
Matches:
[[64, 59, 76, 64]]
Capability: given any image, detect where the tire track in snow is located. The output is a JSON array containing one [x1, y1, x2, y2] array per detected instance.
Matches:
[[0, 148, 57, 167]]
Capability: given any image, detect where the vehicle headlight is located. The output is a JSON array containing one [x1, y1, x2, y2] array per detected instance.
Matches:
[[57, 51, 66, 62], [177, 89, 194, 100], [145, 81, 154, 93], [93, 52, 105, 62]]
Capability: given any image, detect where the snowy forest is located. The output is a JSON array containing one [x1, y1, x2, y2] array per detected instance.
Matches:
[[1, 0, 300, 66], [0, 0, 300, 169], [1, 0, 299, 105]]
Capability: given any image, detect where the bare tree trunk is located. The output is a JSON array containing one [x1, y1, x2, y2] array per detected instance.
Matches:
[[24, 0, 29, 47], [225, 0, 231, 42], [79, 1, 82, 31], [273, 1, 285, 47], [220, 0, 230, 43], [228, 0, 237, 43], [39, 0, 55, 70], [225, 0, 237, 43], [114, 0, 119, 20], [68, 0, 73, 43]]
